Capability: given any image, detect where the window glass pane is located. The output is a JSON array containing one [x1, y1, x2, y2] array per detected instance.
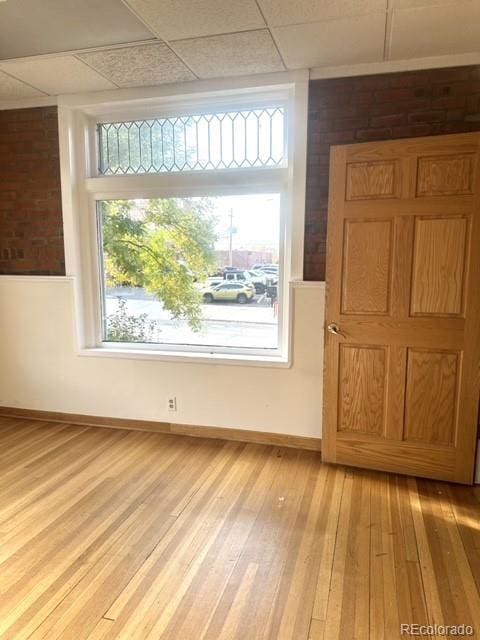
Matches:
[[98, 194, 281, 351], [97, 108, 285, 175]]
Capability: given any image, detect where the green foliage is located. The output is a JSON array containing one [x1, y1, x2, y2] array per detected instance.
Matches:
[[106, 298, 158, 343], [100, 119, 195, 174], [102, 198, 217, 330]]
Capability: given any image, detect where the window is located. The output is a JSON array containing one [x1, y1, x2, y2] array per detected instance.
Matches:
[[97, 108, 285, 174], [59, 74, 308, 363], [99, 193, 281, 351]]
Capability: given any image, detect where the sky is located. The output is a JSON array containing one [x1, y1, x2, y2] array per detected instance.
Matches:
[[103, 193, 281, 255], [210, 193, 280, 252]]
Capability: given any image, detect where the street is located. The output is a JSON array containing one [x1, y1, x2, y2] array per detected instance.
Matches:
[[105, 287, 278, 349]]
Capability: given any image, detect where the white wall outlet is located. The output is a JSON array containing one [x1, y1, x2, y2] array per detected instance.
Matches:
[[168, 396, 177, 412]]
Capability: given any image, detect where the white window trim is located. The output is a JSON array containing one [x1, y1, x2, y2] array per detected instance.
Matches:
[[58, 70, 309, 367]]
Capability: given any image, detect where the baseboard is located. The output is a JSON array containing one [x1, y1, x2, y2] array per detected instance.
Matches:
[[0, 406, 322, 452]]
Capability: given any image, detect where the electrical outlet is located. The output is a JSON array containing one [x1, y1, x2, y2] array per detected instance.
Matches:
[[168, 396, 177, 412]]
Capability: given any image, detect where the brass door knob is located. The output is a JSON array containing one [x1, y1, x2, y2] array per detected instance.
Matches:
[[327, 323, 345, 337]]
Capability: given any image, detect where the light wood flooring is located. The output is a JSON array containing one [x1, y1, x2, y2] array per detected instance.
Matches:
[[0, 417, 479, 639]]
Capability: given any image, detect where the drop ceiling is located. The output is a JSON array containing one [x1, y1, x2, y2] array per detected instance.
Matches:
[[0, 0, 478, 102]]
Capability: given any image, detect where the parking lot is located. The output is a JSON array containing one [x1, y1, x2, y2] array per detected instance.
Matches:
[[105, 287, 278, 349]]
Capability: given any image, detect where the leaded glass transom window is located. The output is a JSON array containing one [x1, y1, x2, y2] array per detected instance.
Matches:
[[97, 107, 285, 175]]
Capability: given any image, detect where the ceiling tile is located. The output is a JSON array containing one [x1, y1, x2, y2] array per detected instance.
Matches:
[[273, 14, 386, 69], [0, 0, 154, 60], [79, 44, 195, 88], [389, 2, 480, 59], [0, 70, 46, 101], [172, 30, 284, 78], [258, 0, 387, 27], [124, 0, 265, 40], [1, 56, 116, 95]]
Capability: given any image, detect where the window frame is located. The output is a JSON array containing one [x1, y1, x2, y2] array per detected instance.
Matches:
[[58, 71, 308, 367]]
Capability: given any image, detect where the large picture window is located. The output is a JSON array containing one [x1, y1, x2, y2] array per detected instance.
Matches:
[[98, 194, 281, 351], [60, 74, 308, 363]]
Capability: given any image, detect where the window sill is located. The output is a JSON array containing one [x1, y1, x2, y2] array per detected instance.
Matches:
[[77, 346, 291, 368]]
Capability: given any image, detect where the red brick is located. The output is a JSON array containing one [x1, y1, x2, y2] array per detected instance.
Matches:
[[432, 95, 467, 109], [324, 105, 367, 119], [392, 124, 432, 138], [431, 122, 471, 134], [331, 117, 369, 130], [446, 109, 467, 121], [368, 98, 432, 116], [305, 64, 480, 281], [428, 68, 471, 83], [369, 113, 407, 127], [408, 110, 445, 123], [321, 130, 356, 144], [389, 72, 427, 88], [466, 95, 480, 112], [374, 87, 420, 102], [449, 80, 480, 95], [0, 106, 64, 276], [355, 127, 392, 141], [353, 75, 390, 91]]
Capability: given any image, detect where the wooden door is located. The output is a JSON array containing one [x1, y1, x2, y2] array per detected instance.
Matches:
[[323, 133, 480, 484]]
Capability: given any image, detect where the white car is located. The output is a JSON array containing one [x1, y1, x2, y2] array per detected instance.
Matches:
[[207, 276, 223, 288], [247, 270, 267, 293], [223, 271, 256, 291]]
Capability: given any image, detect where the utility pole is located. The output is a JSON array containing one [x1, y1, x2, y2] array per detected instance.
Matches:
[[228, 208, 234, 267]]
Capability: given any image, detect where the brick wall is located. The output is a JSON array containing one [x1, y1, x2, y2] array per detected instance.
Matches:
[[305, 65, 480, 281], [0, 106, 64, 275], [3, 68, 480, 279]]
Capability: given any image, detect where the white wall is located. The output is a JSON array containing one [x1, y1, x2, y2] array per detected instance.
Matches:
[[0, 278, 325, 438]]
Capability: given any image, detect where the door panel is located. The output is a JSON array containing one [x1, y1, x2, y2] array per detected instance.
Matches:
[[410, 216, 468, 316], [404, 349, 460, 445], [338, 345, 387, 435], [346, 160, 400, 200], [416, 153, 475, 196], [341, 219, 393, 315], [323, 133, 480, 483]]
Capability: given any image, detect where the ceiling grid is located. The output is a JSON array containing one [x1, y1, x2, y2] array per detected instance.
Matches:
[[0, 0, 476, 101]]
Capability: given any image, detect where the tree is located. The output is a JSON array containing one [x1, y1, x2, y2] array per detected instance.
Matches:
[[102, 198, 217, 330]]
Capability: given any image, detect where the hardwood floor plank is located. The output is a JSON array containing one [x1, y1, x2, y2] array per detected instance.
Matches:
[[434, 483, 480, 631], [90, 443, 269, 640], [369, 471, 399, 640], [266, 462, 335, 640], [308, 465, 346, 639], [0, 419, 478, 640], [31, 440, 227, 640], [199, 449, 322, 640], [337, 469, 371, 640], [447, 484, 480, 594], [322, 468, 355, 639], [416, 479, 478, 632], [139, 444, 286, 640], [1, 436, 222, 640], [407, 477, 444, 635], [388, 476, 429, 629]]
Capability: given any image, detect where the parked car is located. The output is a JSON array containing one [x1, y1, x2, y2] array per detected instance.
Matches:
[[260, 267, 278, 275], [224, 270, 256, 291], [246, 270, 267, 293], [252, 263, 278, 273], [207, 276, 223, 288], [202, 282, 255, 304]]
